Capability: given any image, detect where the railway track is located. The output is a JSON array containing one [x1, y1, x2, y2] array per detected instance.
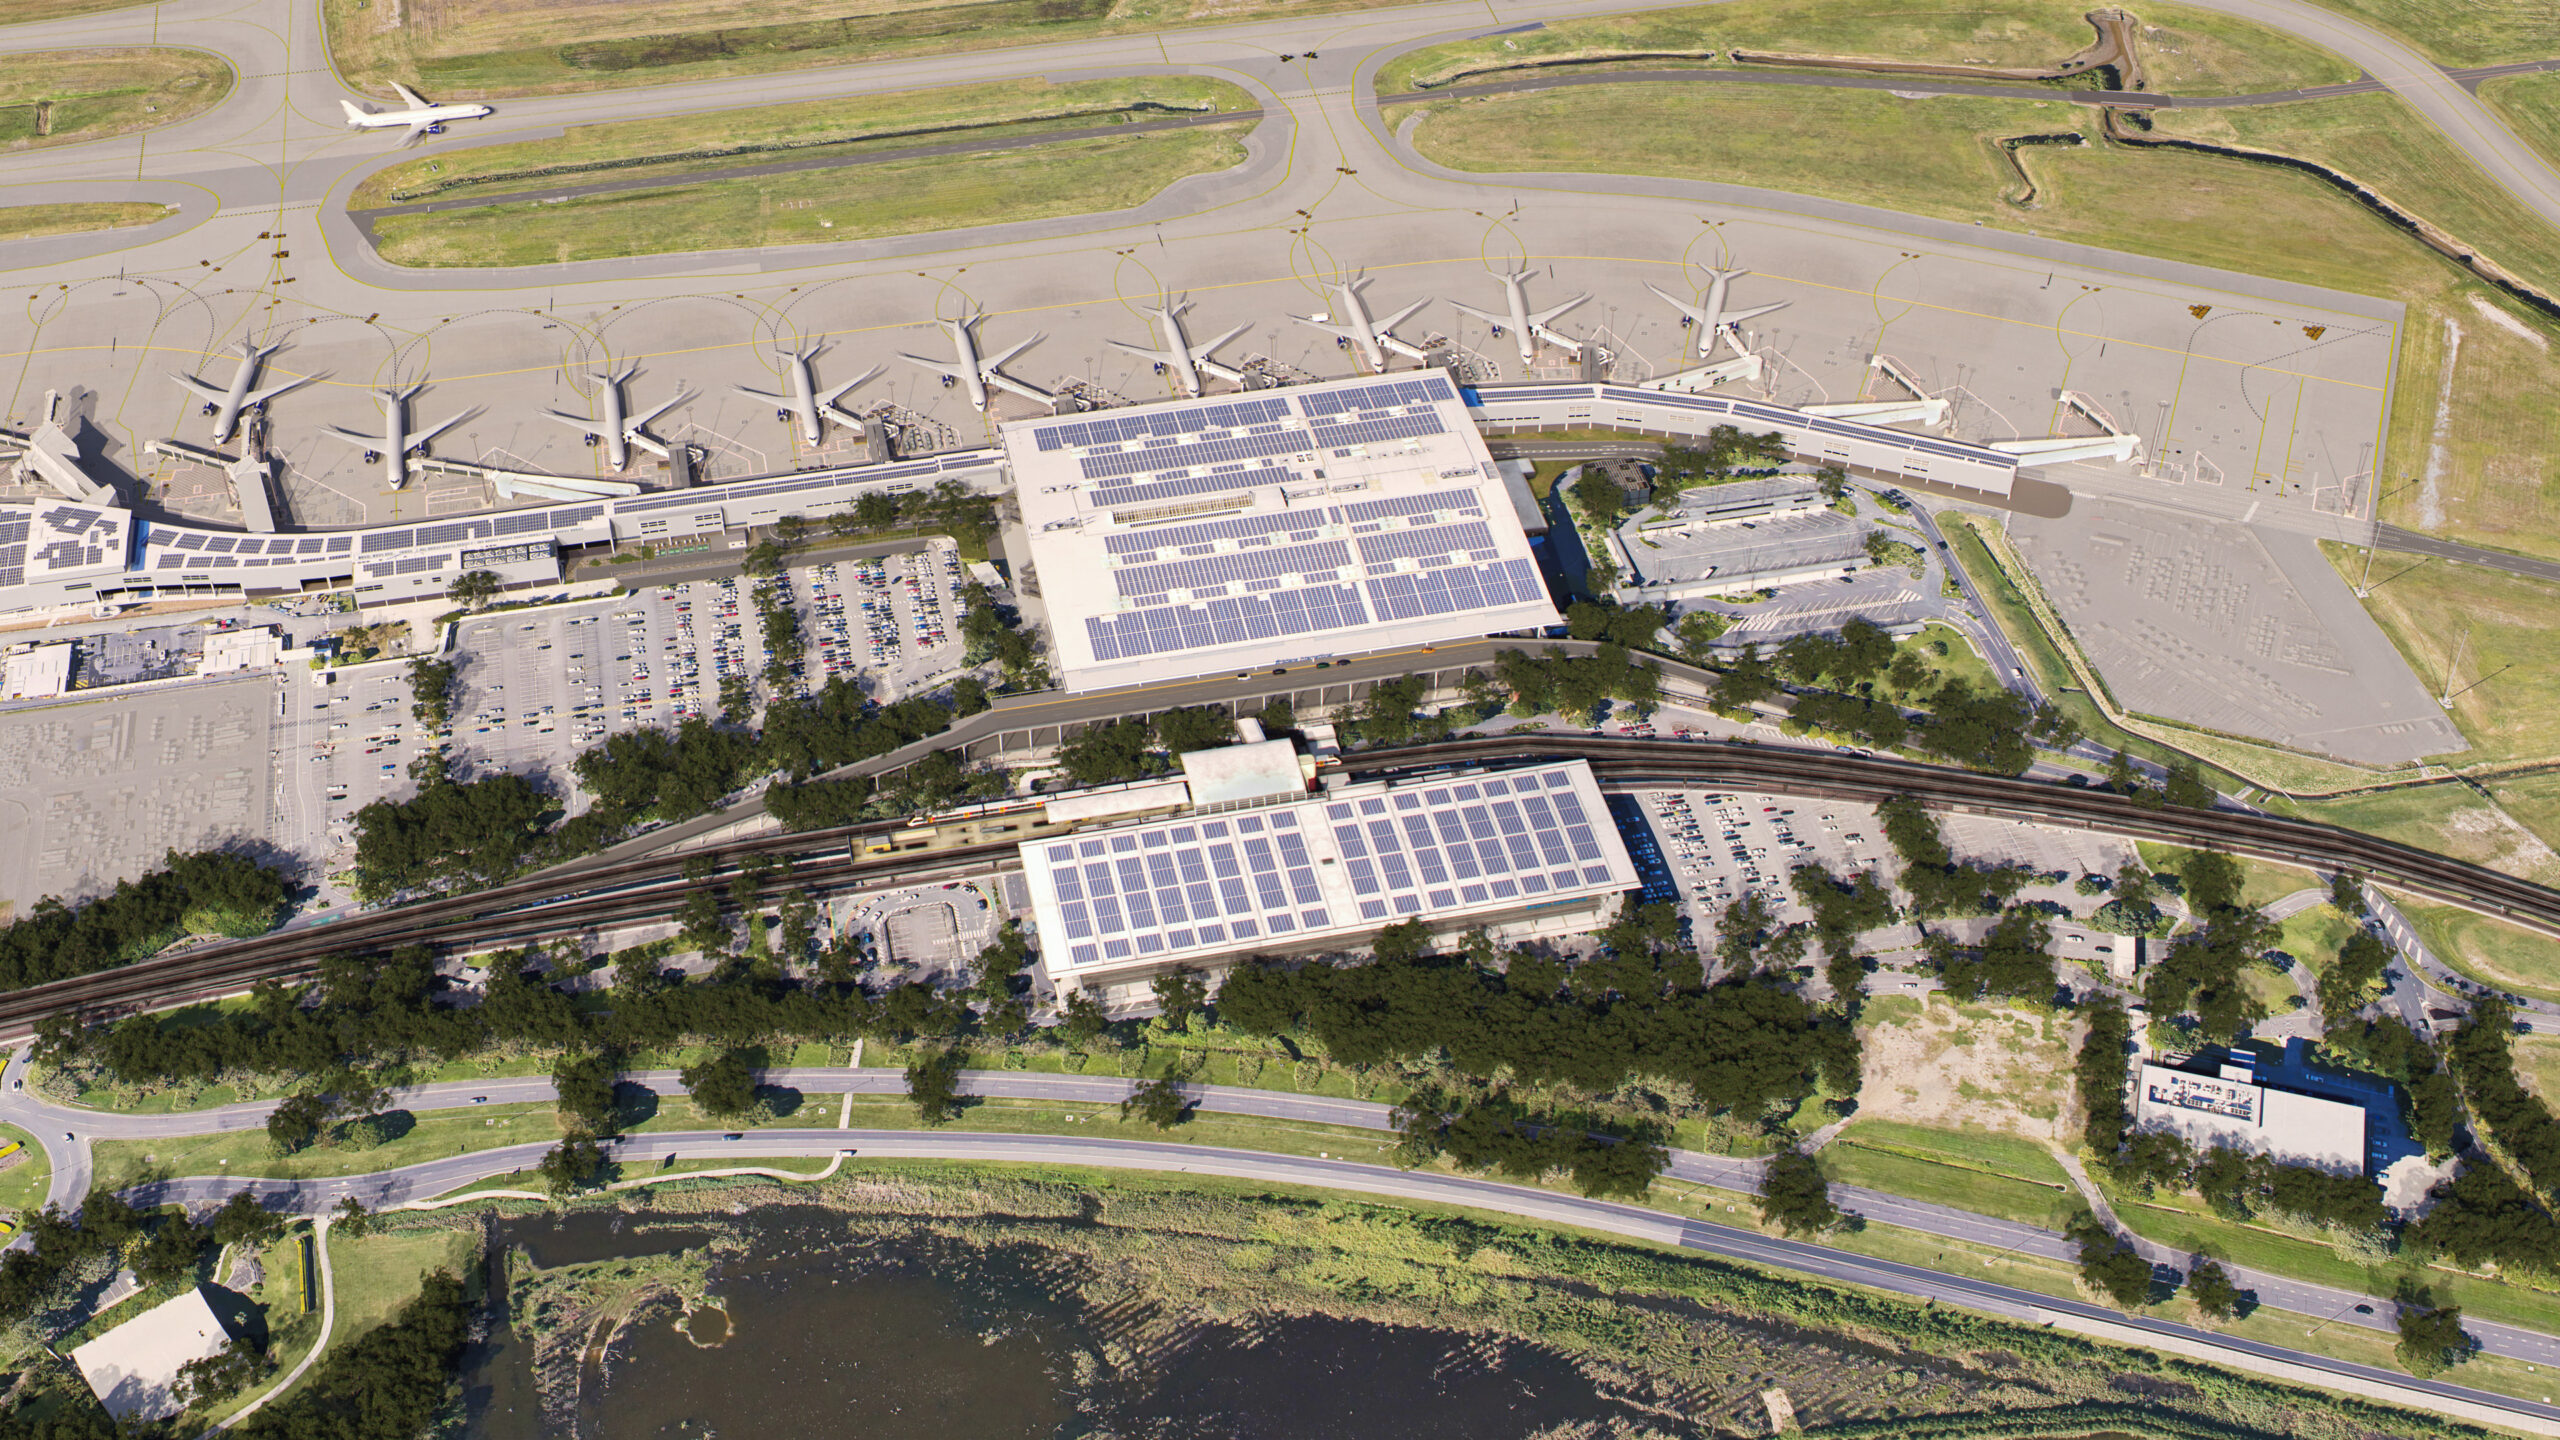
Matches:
[[8, 735, 2555, 1035]]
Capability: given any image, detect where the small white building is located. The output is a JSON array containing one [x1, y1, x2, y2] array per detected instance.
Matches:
[[2134, 1059, 2367, 1173], [71, 1285, 231, 1421], [200, 625, 284, 675], [0, 641, 72, 700]]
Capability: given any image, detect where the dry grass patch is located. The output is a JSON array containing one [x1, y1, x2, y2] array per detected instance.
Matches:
[[0, 202, 171, 243], [0, 48, 230, 151], [2318, 540, 2560, 767], [1853, 992, 2075, 1141]]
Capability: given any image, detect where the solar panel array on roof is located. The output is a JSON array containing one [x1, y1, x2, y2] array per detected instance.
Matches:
[[1102, 510, 1309, 557], [1355, 521, 1498, 567], [1338, 489, 1482, 525], [1088, 471, 1266, 510], [1085, 582, 1370, 661], [1035, 396, 1293, 452], [1112, 539, 1351, 598], [0, 511, 26, 589], [1081, 428, 1309, 483], [1312, 413, 1446, 450], [1367, 559, 1543, 620], [1299, 376, 1456, 416], [1029, 763, 1624, 972]]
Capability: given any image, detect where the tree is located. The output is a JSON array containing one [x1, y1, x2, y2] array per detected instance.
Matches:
[[176, 1337, 270, 1410], [951, 676, 990, 716], [1058, 991, 1111, 1048], [266, 1092, 332, 1157], [2067, 1210, 2153, 1308], [136, 1210, 205, 1283], [682, 1048, 760, 1120], [539, 1135, 610, 1197], [333, 1195, 373, 1238], [906, 1048, 966, 1124], [2396, 1290, 2470, 1376], [1152, 965, 1207, 1029], [407, 656, 460, 731], [2317, 930, 2393, 1021], [2077, 995, 2135, 1157], [1122, 1074, 1192, 1129], [2328, 870, 2369, 916], [676, 888, 728, 956], [1673, 610, 1729, 662], [211, 1191, 281, 1248], [1756, 1146, 1842, 1236], [1714, 644, 1780, 714], [445, 569, 503, 611], [553, 1051, 619, 1134], [1814, 463, 1849, 501], [2186, 1258, 2239, 1320]]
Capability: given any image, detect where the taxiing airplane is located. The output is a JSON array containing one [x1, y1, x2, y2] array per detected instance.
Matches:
[[1450, 271, 1586, 367], [1647, 268, 1787, 358], [324, 386, 473, 490], [171, 342, 317, 445], [341, 84, 492, 146], [1295, 278, 1432, 372], [900, 315, 1050, 411], [1107, 300, 1248, 398], [545, 367, 689, 470], [735, 346, 876, 447]]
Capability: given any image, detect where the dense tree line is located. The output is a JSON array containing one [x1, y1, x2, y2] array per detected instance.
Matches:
[[2065, 1209, 2154, 1307], [1391, 1089, 1669, 1199], [350, 772, 554, 901], [406, 655, 459, 730], [1653, 428, 1790, 493], [2409, 1162, 2560, 1272], [0, 848, 288, 991], [2317, 929, 2394, 1024], [2142, 851, 2280, 1044], [236, 1269, 473, 1440], [1563, 600, 1666, 650], [2110, 1129, 2388, 1233], [0, 1190, 277, 1332], [1492, 646, 1663, 727], [1052, 706, 1236, 786], [752, 578, 805, 689], [958, 580, 1047, 691], [1875, 795, 2034, 920], [2448, 1001, 2560, 1200], [2077, 995, 2134, 1156], [1217, 908, 1858, 1120], [1930, 910, 2057, 1002], [1757, 1145, 1844, 1235], [1788, 865, 1891, 1003]]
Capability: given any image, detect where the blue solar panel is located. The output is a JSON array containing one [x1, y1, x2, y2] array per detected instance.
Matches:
[[1311, 413, 1445, 448], [1083, 429, 1310, 484], [1113, 539, 1351, 598], [1355, 522, 1496, 566], [1082, 582, 1370, 661], [1102, 510, 1310, 557], [1338, 489, 1482, 525]]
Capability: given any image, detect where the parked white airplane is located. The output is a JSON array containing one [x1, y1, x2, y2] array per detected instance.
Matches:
[[341, 84, 492, 145], [323, 386, 473, 490], [1450, 271, 1586, 367], [546, 366, 689, 470], [172, 342, 317, 444], [1107, 300, 1248, 398], [1295, 278, 1432, 371], [900, 315, 1049, 411], [735, 346, 876, 446], [1647, 269, 1787, 358]]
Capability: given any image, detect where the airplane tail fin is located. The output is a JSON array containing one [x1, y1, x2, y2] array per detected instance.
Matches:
[[340, 100, 372, 126]]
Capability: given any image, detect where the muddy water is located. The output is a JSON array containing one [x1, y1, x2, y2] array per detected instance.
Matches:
[[459, 1209, 1662, 1439]]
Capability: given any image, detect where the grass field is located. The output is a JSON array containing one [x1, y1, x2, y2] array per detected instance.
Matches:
[[0, 201, 170, 243], [330, 0, 1391, 99], [2318, 538, 2560, 767], [2519, 1034, 2560, 1107], [2482, 71, 2560, 175], [1412, 85, 2560, 568], [2274, 900, 2359, 973], [351, 75, 1253, 209], [1820, 1119, 2079, 1228], [367, 123, 1248, 267], [2392, 897, 2560, 1001], [326, 1225, 479, 1343], [2135, 842, 2317, 912], [1376, 0, 2357, 97], [2302, 0, 2560, 65], [88, 1102, 568, 1193], [2283, 781, 2560, 885], [0, 49, 229, 152], [0, 1125, 47, 1217]]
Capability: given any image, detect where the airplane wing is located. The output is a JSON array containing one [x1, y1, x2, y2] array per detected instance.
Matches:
[[172, 372, 226, 400], [398, 120, 435, 148], [986, 334, 1041, 370], [1293, 316, 1358, 342], [1376, 297, 1430, 332], [1446, 300, 1507, 327], [1105, 338, 1178, 366], [1526, 294, 1589, 328], [242, 374, 318, 407], [321, 427, 378, 446], [630, 392, 691, 429], [897, 353, 963, 382], [732, 385, 788, 404], [818, 366, 881, 410], [1190, 324, 1249, 361], [543, 410, 610, 440], [412, 411, 473, 449], [1723, 300, 1787, 325], [1644, 283, 1711, 328], [392, 83, 431, 109]]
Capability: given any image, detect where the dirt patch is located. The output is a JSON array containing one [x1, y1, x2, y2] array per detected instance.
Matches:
[[1855, 996, 2078, 1141]]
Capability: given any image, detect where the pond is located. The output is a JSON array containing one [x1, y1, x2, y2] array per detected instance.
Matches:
[[457, 1207, 1674, 1439]]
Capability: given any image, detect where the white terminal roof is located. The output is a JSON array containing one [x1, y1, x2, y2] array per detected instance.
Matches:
[[1179, 737, 1306, 806], [1003, 374, 1561, 692], [1020, 759, 1638, 979], [2134, 1061, 2367, 1173]]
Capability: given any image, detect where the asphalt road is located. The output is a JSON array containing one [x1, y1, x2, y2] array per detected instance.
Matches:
[[31, 1057, 2560, 1380], [108, 1119, 2560, 1435]]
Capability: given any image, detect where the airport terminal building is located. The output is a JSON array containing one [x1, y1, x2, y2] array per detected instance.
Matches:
[[1005, 374, 1560, 693]]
